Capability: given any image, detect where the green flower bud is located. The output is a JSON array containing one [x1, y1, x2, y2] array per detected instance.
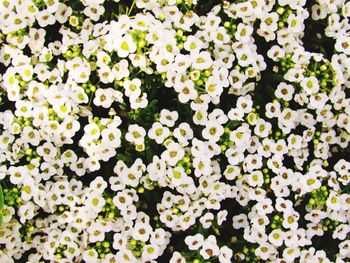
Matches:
[[220, 145, 227, 152], [243, 247, 249, 254], [320, 81, 327, 88], [320, 64, 327, 71], [103, 242, 110, 248]]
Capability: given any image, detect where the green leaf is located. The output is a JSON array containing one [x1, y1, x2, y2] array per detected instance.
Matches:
[[0, 185, 3, 227], [116, 154, 129, 163], [0, 184, 3, 210], [146, 147, 153, 163]]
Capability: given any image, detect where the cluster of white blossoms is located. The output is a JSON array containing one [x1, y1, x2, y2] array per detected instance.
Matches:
[[0, 0, 350, 262]]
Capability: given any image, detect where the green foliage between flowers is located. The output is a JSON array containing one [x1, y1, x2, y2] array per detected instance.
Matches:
[[0, 184, 3, 226]]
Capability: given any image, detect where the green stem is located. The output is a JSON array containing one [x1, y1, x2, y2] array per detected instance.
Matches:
[[127, 0, 136, 16], [88, 92, 94, 108], [341, 184, 350, 194]]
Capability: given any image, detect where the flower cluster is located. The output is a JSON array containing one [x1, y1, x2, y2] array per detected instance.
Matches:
[[0, 0, 350, 262]]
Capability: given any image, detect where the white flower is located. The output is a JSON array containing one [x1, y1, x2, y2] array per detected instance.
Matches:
[[193, 110, 208, 126], [223, 165, 240, 180], [1, 206, 15, 223], [244, 153, 262, 173], [15, 100, 33, 118], [185, 233, 204, 250], [124, 78, 142, 98], [229, 123, 251, 147], [200, 212, 214, 229], [112, 232, 128, 251], [254, 119, 272, 138], [305, 209, 327, 224], [300, 76, 320, 95], [52, 99, 72, 119], [326, 191, 342, 211], [86, 192, 105, 215], [17, 64, 34, 82], [142, 244, 160, 260], [169, 252, 186, 263], [130, 92, 148, 109], [335, 36, 350, 55], [114, 34, 137, 58], [18, 201, 36, 223], [112, 59, 130, 80], [202, 120, 224, 142], [184, 35, 203, 53], [83, 123, 101, 140], [84, 3, 105, 21], [282, 211, 300, 230], [101, 126, 122, 148], [339, 240, 350, 258], [173, 54, 191, 74], [232, 214, 248, 229], [161, 142, 185, 166], [113, 191, 133, 210], [268, 229, 285, 247], [55, 3, 72, 24], [210, 26, 230, 45], [260, 12, 279, 32], [36, 10, 56, 27], [219, 246, 233, 263], [159, 109, 178, 127], [37, 142, 57, 162], [275, 82, 295, 101], [82, 249, 98, 263], [247, 170, 264, 187], [193, 156, 212, 177], [250, 214, 269, 231], [333, 224, 350, 240], [298, 172, 321, 194], [225, 147, 244, 166], [132, 222, 152, 242], [154, 51, 175, 73], [167, 166, 187, 187], [192, 51, 213, 70], [282, 247, 300, 263], [21, 177, 37, 202], [98, 66, 114, 83], [287, 14, 304, 33], [199, 235, 220, 260], [115, 249, 137, 262], [87, 222, 106, 243], [22, 126, 41, 146], [173, 122, 193, 145], [265, 101, 281, 119], [205, 76, 223, 97], [121, 165, 142, 188], [174, 79, 197, 103], [255, 243, 276, 261], [129, 53, 147, 69], [125, 124, 146, 145], [190, 94, 211, 112], [235, 23, 253, 42], [93, 88, 115, 108]]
